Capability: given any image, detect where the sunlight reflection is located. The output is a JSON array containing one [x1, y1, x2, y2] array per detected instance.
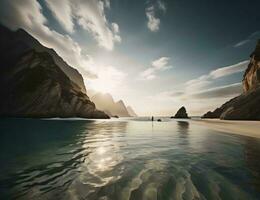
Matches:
[[96, 146, 106, 155], [77, 122, 126, 189]]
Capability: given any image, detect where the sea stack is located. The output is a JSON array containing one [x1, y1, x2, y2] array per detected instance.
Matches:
[[202, 40, 260, 120], [172, 106, 189, 119]]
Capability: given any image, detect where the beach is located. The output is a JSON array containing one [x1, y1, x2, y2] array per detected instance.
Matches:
[[192, 119, 260, 138]]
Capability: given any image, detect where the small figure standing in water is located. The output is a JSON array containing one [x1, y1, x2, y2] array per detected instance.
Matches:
[[151, 116, 154, 121]]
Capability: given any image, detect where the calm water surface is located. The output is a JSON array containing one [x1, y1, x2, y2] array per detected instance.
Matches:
[[0, 118, 260, 200]]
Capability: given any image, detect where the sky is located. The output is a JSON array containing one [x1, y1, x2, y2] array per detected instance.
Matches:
[[0, 0, 260, 116]]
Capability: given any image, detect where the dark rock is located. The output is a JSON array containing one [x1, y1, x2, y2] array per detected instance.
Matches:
[[0, 24, 86, 93], [157, 119, 162, 122], [243, 40, 260, 92], [202, 108, 224, 119], [172, 106, 189, 119], [203, 40, 260, 120], [202, 87, 260, 120], [0, 50, 109, 119]]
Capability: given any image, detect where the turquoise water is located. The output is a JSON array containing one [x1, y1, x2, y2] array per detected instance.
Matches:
[[0, 118, 260, 200]]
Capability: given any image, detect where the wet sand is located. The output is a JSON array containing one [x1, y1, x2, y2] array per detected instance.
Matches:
[[192, 119, 260, 138]]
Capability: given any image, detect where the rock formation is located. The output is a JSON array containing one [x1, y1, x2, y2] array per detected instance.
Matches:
[[0, 25, 86, 93], [172, 106, 189, 119], [91, 92, 137, 117], [203, 40, 260, 120], [0, 25, 108, 119], [243, 40, 260, 92], [127, 106, 138, 117]]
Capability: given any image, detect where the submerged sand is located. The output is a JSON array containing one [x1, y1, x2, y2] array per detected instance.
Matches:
[[192, 119, 260, 139]]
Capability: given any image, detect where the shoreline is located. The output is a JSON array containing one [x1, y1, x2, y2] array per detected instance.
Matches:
[[192, 119, 260, 138]]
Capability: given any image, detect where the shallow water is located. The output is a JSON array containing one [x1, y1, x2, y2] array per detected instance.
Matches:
[[0, 118, 260, 200]]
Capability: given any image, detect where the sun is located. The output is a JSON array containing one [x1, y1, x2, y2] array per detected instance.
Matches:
[[86, 66, 126, 94]]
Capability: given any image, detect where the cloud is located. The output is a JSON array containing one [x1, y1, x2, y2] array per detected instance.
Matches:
[[140, 57, 171, 80], [73, 0, 121, 50], [149, 60, 247, 115], [190, 83, 242, 99], [234, 39, 250, 48], [233, 31, 260, 48], [86, 66, 127, 95], [0, 0, 99, 79], [146, 6, 160, 32], [45, 0, 74, 33], [158, 0, 166, 12], [152, 57, 170, 69], [209, 60, 249, 79], [145, 0, 166, 32], [150, 83, 242, 102], [185, 60, 249, 92], [45, 0, 121, 50], [0, 0, 123, 80]]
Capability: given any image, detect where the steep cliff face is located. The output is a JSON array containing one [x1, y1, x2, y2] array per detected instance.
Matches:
[[0, 50, 108, 118], [242, 40, 260, 92], [202, 40, 260, 120], [0, 25, 86, 93]]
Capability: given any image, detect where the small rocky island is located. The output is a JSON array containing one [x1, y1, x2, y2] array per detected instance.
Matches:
[[171, 106, 190, 119], [203, 40, 260, 120]]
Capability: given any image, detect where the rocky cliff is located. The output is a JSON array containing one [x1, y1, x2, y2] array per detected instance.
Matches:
[[91, 92, 135, 117], [0, 25, 86, 93], [203, 40, 260, 120], [0, 50, 108, 118], [127, 106, 138, 117], [242, 40, 260, 92]]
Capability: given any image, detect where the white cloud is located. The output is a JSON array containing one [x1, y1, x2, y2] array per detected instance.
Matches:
[[233, 31, 260, 48], [145, 0, 166, 32], [140, 57, 171, 80], [45, 0, 121, 50], [73, 0, 121, 50], [190, 83, 242, 99], [209, 60, 249, 79], [185, 60, 249, 92], [45, 0, 74, 33], [158, 0, 166, 12], [148, 60, 248, 115], [234, 40, 250, 48], [146, 6, 160, 32], [152, 57, 170, 69]]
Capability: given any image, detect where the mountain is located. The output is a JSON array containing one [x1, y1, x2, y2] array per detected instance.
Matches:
[[203, 40, 260, 120], [0, 25, 108, 118], [114, 100, 131, 117], [91, 92, 135, 117], [0, 24, 86, 93], [127, 106, 138, 117], [91, 93, 116, 116]]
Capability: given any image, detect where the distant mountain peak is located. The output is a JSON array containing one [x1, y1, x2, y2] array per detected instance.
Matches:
[[91, 92, 136, 117], [126, 106, 138, 117]]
